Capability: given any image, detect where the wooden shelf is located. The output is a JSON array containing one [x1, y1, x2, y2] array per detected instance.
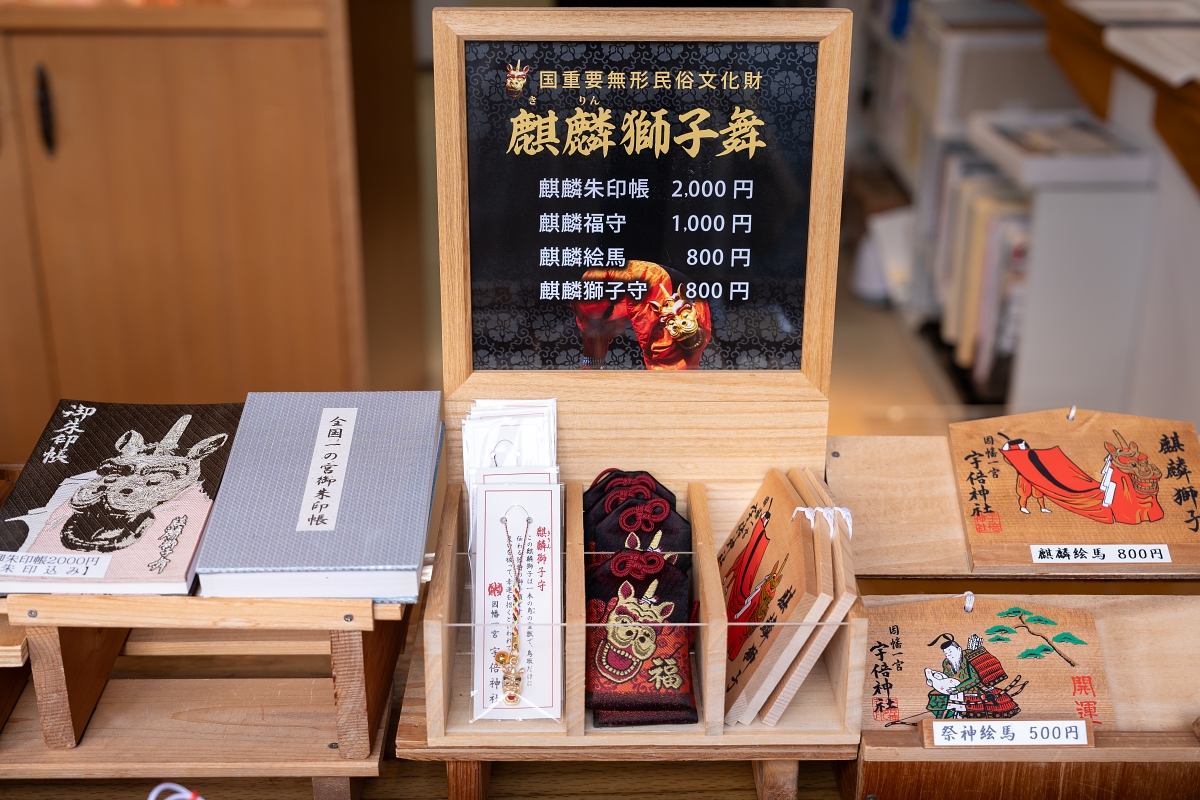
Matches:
[[0, 677, 388, 779], [827, 435, 1200, 584], [1021, 0, 1200, 193], [841, 593, 1200, 799], [396, 627, 858, 762]]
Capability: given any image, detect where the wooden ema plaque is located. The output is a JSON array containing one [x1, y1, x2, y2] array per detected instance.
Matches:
[[718, 468, 832, 725], [863, 597, 1113, 733], [948, 408, 1200, 572]]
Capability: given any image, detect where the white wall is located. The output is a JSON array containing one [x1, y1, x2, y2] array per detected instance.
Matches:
[[1108, 69, 1200, 423]]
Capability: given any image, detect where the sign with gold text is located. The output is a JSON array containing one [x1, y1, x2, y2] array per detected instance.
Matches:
[[465, 41, 818, 370]]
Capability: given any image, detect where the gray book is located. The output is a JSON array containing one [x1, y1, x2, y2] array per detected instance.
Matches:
[[196, 391, 442, 602]]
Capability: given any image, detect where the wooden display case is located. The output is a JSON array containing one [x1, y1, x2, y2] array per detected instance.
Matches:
[[840, 593, 1200, 800], [826, 436, 1200, 798], [396, 6, 859, 798], [401, 478, 867, 741]]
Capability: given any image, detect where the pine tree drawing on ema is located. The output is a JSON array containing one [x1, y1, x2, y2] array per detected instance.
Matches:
[[923, 633, 1025, 720]]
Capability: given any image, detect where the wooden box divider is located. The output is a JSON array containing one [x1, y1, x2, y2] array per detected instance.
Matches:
[[414, 476, 864, 750]]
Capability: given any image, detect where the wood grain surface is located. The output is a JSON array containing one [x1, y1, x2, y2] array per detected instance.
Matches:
[[398, 626, 857, 760], [27, 625, 129, 748], [948, 409, 1200, 572], [0, 615, 29, 667], [0, 36, 58, 466], [0, 2, 328, 33], [862, 597, 1112, 734], [723, 470, 822, 725], [0, 677, 387, 778], [762, 470, 860, 726], [863, 594, 1200, 734], [444, 372, 829, 488], [8, 28, 365, 405], [331, 623, 400, 758], [692, 482, 730, 736], [826, 436, 970, 577], [121, 628, 331, 657], [8, 596, 376, 631]]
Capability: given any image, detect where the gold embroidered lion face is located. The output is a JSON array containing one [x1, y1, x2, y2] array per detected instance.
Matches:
[[650, 293, 704, 353], [595, 579, 675, 684], [505, 61, 531, 99]]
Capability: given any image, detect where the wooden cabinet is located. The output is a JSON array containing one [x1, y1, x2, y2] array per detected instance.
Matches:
[[0, 36, 59, 468], [0, 0, 366, 463]]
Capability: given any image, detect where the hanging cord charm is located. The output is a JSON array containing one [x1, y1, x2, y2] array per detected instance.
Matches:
[[496, 508, 531, 705], [791, 506, 854, 540], [148, 784, 203, 800]]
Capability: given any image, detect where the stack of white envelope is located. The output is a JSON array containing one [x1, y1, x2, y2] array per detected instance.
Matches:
[[462, 399, 563, 722]]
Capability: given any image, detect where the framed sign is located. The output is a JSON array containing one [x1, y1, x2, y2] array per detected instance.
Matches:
[[434, 9, 850, 394]]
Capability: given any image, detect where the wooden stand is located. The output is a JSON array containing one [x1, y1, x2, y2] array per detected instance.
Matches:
[[395, 477, 867, 800], [835, 579, 1200, 796], [0, 596, 414, 800], [827, 436, 1200, 797]]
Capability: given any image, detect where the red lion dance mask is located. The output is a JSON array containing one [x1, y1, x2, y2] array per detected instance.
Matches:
[[570, 260, 713, 369]]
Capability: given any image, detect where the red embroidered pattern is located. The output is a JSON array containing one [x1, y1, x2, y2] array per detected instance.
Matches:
[[603, 484, 653, 513], [610, 549, 665, 580], [619, 497, 670, 533]]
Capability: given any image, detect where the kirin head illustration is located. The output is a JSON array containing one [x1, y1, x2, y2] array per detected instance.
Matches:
[[505, 60, 531, 99], [1104, 429, 1161, 495], [649, 293, 705, 353], [62, 415, 227, 553], [594, 579, 675, 684]]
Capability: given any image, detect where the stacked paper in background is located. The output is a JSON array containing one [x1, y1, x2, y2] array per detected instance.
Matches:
[[967, 110, 1156, 187], [464, 400, 564, 721], [0, 400, 243, 595], [972, 213, 1030, 396], [1105, 27, 1200, 87], [196, 391, 443, 603]]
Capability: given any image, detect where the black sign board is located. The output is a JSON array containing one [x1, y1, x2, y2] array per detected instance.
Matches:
[[464, 41, 819, 370]]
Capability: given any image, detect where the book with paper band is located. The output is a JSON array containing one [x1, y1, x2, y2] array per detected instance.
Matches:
[[0, 400, 243, 594], [196, 391, 443, 602]]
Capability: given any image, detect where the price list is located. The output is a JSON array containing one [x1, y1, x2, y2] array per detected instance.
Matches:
[[465, 40, 818, 370]]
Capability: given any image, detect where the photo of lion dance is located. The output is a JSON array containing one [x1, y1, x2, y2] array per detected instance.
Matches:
[[570, 260, 712, 370]]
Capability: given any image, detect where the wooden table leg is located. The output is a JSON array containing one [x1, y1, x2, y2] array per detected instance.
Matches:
[[0, 661, 31, 729], [26, 625, 129, 748], [446, 760, 490, 800], [312, 776, 364, 800], [753, 759, 799, 800], [330, 618, 404, 759]]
